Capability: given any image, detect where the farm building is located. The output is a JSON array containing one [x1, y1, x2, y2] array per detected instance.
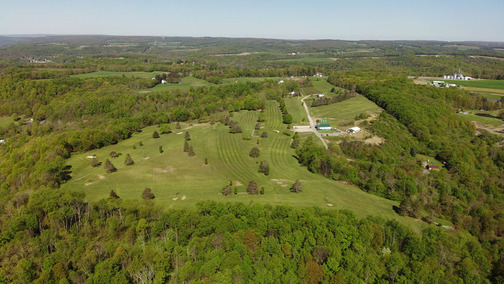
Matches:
[[346, 127, 361, 133], [315, 124, 332, 131], [426, 165, 440, 171], [316, 94, 325, 98]]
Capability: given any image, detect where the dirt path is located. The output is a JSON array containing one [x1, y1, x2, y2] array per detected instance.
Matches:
[[300, 94, 328, 149]]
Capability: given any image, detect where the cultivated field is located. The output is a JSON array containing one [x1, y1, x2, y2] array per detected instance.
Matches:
[[63, 100, 415, 226]]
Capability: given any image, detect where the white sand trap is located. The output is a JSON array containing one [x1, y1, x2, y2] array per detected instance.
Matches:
[[235, 181, 243, 186], [172, 197, 178, 201], [143, 157, 150, 160], [177, 132, 183, 134], [85, 182, 94, 186], [327, 203, 334, 207], [281, 184, 287, 187], [181, 195, 186, 200], [98, 175, 105, 180]]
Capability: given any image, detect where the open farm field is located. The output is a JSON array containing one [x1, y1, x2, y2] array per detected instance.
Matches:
[[150, 76, 210, 91], [63, 101, 412, 225], [70, 71, 165, 79], [309, 94, 382, 128], [222, 77, 281, 85], [444, 79, 504, 90]]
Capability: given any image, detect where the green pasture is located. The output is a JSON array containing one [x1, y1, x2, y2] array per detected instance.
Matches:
[[63, 100, 418, 226], [150, 77, 210, 91], [70, 71, 164, 79], [309, 94, 382, 127], [444, 79, 504, 90]]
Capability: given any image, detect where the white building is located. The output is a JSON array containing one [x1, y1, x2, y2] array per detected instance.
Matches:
[[346, 127, 361, 133]]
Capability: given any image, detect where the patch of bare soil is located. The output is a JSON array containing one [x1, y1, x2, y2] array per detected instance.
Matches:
[[235, 181, 243, 186], [474, 121, 504, 137], [365, 136, 384, 145], [153, 166, 175, 173], [330, 58, 338, 61], [98, 175, 105, 180]]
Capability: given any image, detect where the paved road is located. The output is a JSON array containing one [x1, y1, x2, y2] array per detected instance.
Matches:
[[299, 95, 328, 149]]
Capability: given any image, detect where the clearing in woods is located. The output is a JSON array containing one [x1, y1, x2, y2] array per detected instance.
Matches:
[[64, 100, 418, 227]]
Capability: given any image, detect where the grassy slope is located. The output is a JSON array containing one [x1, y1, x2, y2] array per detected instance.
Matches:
[[63, 101, 416, 227], [285, 97, 308, 124], [309, 94, 382, 127], [150, 77, 210, 91]]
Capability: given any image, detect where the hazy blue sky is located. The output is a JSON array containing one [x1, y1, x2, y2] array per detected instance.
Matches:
[[1, 0, 503, 41]]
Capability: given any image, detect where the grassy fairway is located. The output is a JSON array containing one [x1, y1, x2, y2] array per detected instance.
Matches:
[[63, 100, 419, 227], [285, 97, 308, 124], [309, 94, 382, 127]]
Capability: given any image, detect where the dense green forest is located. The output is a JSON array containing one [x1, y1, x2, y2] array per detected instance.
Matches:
[[0, 36, 504, 283]]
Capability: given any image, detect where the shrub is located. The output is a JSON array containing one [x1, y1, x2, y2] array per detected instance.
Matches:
[[124, 154, 134, 166], [222, 185, 232, 196], [247, 181, 259, 195], [110, 151, 119, 158], [249, 147, 260, 158], [152, 131, 160, 138], [290, 180, 302, 193], [142, 188, 155, 199], [90, 158, 101, 167], [261, 131, 268, 138], [104, 159, 117, 173], [109, 190, 120, 199]]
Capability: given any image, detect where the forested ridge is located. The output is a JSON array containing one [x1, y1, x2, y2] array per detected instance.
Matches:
[[0, 37, 503, 282]]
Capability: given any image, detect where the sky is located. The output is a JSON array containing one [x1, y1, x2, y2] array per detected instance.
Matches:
[[1, 0, 503, 42]]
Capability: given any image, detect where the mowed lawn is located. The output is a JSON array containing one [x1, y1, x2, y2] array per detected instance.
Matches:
[[285, 97, 308, 124], [0, 116, 13, 129], [309, 94, 382, 127], [63, 100, 417, 226]]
